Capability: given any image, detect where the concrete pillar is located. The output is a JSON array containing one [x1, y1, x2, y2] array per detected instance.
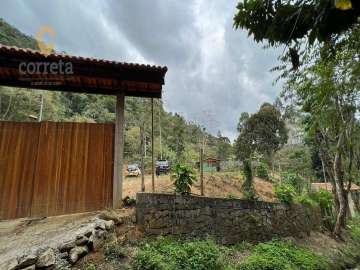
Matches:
[[113, 92, 125, 208]]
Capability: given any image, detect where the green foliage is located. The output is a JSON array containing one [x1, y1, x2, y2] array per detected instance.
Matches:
[[233, 0, 360, 45], [274, 145, 313, 179], [84, 264, 97, 270], [255, 162, 269, 181], [216, 131, 232, 161], [132, 238, 227, 270], [281, 172, 305, 194], [242, 159, 252, 185], [103, 241, 128, 260], [171, 164, 196, 195], [237, 240, 330, 270], [347, 216, 360, 241], [295, 193, 318, 208], [274, 184, 296, 205], [0, 18, 39, 49], [235, 103, 288, 162], [309, 190, 334, 214], [242, 160, 257, 201]]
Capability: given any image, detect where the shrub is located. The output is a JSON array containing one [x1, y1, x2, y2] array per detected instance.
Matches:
[[309, 189, 334, 214], [256, 162, 270, 181], [295, 193, 318, 208], [171, 164, 196, 195], [85, 264, 97, 270], [242, 160, 257, 201], [281, 172, 305, 194], [274, 184, 296, 205], [242, 159, 252, 185], [347, 216, 360, 241], [237, 240, 330, 270], [132, 238, 227, 270], [104, 241, 128, 260], [243, 190, 258, 201]]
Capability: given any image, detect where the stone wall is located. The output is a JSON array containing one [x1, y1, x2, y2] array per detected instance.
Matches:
[[136, 193, 321, 244]]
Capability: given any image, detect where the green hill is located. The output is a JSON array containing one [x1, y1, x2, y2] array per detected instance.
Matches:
[[0, 18, 39, 49]]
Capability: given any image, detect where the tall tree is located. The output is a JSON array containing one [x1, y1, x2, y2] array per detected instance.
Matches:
[[281, 25, 360, 236], [235, 103, 288, 164]]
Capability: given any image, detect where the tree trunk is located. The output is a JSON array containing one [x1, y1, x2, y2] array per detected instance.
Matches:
[[140, 122, 145, 192], [333, 132, 347, 236]]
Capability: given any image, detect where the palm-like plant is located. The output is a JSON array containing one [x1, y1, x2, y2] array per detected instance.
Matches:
[[171, 164, 196, 195]]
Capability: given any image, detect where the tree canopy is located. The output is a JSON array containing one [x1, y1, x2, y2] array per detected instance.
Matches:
[[234, 0, 360, 45], [235, 103, 288, 162]]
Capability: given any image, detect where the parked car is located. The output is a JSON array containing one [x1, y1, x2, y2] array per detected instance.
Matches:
[[156, 160, 170, 176], [125, 164, 141, 177]]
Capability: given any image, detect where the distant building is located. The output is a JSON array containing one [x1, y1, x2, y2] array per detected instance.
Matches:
[[197, 157, 221, 172]]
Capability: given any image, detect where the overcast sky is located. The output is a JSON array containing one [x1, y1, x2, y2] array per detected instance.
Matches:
[[0, 0, 283, 140]]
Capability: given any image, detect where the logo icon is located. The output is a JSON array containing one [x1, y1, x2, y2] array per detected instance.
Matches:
[[35, 26, 56, 56]]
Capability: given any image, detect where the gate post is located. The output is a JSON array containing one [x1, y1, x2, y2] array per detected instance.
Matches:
[[113, 92, 125, 208]]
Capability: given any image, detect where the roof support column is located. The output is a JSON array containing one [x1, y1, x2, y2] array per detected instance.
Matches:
[[113, 92, 125, 208]]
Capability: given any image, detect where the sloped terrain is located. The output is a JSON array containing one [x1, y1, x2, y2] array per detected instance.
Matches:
[[123, 172, 277, 202]]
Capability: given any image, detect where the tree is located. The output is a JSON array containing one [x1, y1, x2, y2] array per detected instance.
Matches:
[[235, 103, 288, 164], [281, 25, 360, 236], [216, 131, 232, 161], [234, 0, 360, 46]]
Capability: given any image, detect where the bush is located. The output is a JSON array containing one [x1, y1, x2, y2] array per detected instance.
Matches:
[[309, 189, 333, 214], [274, 184, 296, 205], [347, 216, 360, 241], [237, 240, 330, 270], [171, 164, 196, 195], [256, 162, 270, 181], [242, 160, 257, 201], [132, 238, 227, 270], [243, 190, 258, 201], [104, 241, 128, 260], [281, 172, 305, 194], [295, 193, 318, 208]]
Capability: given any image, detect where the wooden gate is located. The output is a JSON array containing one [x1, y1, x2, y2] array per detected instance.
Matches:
[[0, 121, 114, 219]]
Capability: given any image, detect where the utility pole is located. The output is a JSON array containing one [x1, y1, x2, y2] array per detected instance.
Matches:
[[140, 122, 145, 192], [200, 148, 204, 196]]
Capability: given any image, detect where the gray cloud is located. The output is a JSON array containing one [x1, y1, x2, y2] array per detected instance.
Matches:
[[0, 0, 283, 140]]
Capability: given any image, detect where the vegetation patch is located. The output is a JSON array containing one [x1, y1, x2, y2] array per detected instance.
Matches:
[[237, 240, 330, 270], [132, 238, 228, 270]]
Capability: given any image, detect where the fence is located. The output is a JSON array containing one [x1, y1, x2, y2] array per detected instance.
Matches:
[[0, 121, 114, 219]]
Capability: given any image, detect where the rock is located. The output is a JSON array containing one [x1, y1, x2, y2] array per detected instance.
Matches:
[[94, 219, 106, 230], [97, 212, 123, 225], [104, 220, 115, 231], [75, 235, 89, 245], [58, 240, 76, 252], [69, 246, 88, 264], [17, 254, 37, 268], [36, 248, 55, 268], [84, 229, 92, 238], [59, 252, 68, 259], [21, 265, 36, 270], [89, 231, 106, 251]]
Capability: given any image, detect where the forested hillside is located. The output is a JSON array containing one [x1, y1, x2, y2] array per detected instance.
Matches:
[[0, 19, 232, 165]]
